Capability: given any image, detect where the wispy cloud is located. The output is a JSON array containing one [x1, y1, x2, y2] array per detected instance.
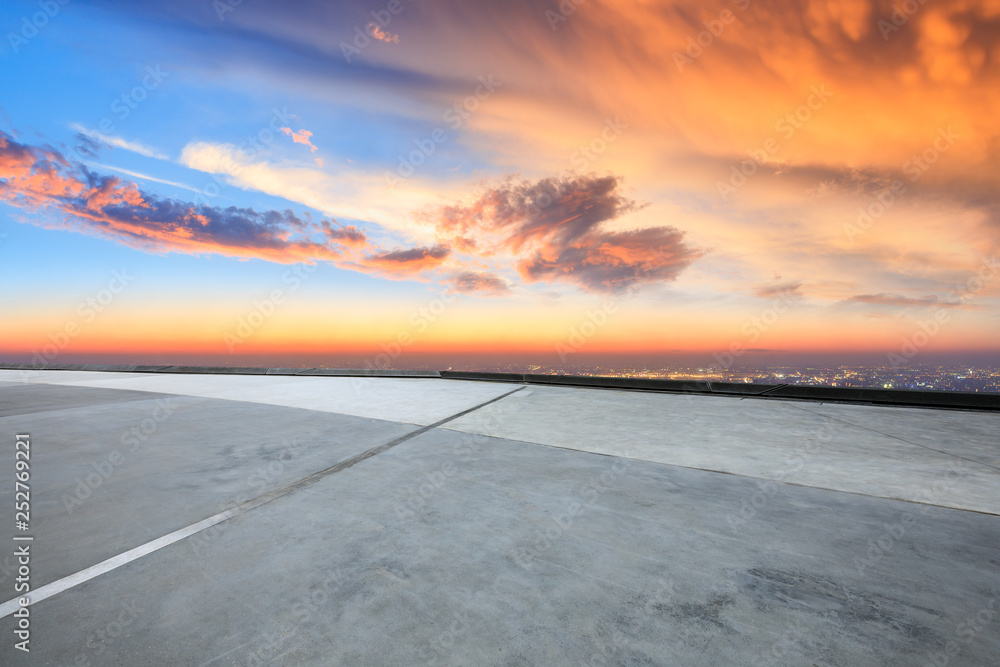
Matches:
[[754, 281, 803, 299], [357, 244, 450, 277], [71, 124, 168, 160], [449, 270, 509, 295], [88, 163, 209, 195], [847, 293, 981, 310]]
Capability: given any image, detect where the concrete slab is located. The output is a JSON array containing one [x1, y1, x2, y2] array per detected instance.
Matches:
[[799, 401, 1000, 468], [4, 426, 997, 666], [1, 372, 997, 666], [0, 382, 173, 418], [0, 371, 516, 425], [0, 370, 153, 385], [0, 386, 415, 588], [444, 384, 1000, 515]]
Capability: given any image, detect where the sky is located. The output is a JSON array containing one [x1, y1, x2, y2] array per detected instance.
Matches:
[[1, 0, 998, 370]]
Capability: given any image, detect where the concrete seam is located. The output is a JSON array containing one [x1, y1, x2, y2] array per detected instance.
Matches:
[[0, 385, 525, 619], [786, 402, 1000, 473]]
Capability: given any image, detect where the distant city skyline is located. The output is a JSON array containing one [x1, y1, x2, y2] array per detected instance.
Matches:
[[2, 349, 997, 393]]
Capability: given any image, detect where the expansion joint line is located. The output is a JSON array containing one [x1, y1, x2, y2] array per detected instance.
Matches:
[[0, 385, 525, 618]]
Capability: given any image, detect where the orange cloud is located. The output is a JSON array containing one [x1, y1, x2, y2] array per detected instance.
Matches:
[[368, 23, 399, 44], [430, 174, 703, 293]]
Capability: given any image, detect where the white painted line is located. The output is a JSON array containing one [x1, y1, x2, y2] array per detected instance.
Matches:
[[0, 385, 527, 618], [0, 506, 240, 618]]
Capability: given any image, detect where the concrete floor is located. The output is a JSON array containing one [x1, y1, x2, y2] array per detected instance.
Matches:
[[0, 371, 998, 666]]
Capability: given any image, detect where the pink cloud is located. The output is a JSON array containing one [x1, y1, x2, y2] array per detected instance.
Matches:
[[279, 127, 318, 152]]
